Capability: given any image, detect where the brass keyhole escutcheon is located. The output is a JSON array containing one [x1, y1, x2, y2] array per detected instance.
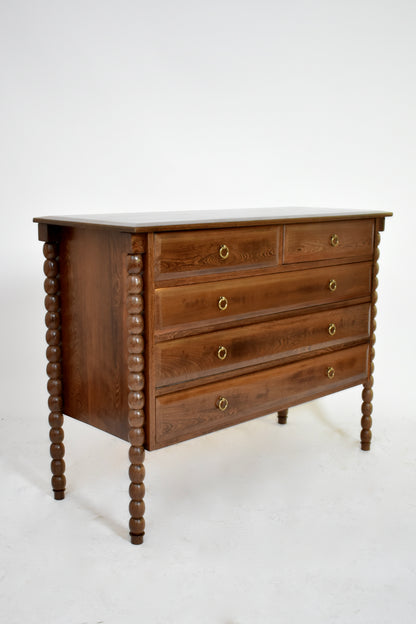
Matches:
[[329, 279, 337, 292], [218, 296, 228, 311], [219, 244, 230, 260], [328, 323, 337, 336], [217, 396, 229, 411], [327, 367, 335, 380], [330, 234, 340, 247], [217, 345, 228, 360]]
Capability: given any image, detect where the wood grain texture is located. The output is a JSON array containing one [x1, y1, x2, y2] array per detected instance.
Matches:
[[126, 253, 146, 545], [155, 344, 369, 448], [361, 231, 381, 451], [155, 261, 372, 335], [143, 234, 157, 450], [59, 228, 132, 440], [43, 242, 66, 500], [283, 219, 374, 263], [155, 254, 380, 290], [155, 303, 370, 388], [154, 226, 280, 280]]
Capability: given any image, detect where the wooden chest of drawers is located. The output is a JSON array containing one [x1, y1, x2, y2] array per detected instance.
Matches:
[[34, 208, 392, 544]]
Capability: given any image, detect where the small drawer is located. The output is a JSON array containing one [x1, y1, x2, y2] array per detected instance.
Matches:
[[155, 303, 370, 388], [154, 344, 369, 448], [283, 219, 374, 264], [154, 226, 280, 280], [155, 262, 372, 334]]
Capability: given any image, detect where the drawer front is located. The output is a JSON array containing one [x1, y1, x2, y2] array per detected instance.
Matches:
[[155, 262, 372, 333], [154, 226, 280, 280], [283, 219, 374, 264], [155, 303, 370, 388], [155, 344, 369, 447]]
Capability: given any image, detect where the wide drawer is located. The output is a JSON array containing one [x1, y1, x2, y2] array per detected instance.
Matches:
[[155, 303, 370, 388], [155, 261, 372, 334], [155, 344, 369, 448], [154, 226, 280, 280], [283, 219, 374, 264]]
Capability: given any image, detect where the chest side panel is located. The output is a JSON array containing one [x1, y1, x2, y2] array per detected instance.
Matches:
[[60, 228, 133, 440]]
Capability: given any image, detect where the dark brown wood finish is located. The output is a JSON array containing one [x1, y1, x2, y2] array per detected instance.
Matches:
[[154, 302, 370, 388], [34, 208, 392, 233], [154, 253, 380, 289], [35, 209, 391, 544], [155, 261, 372, 335], [361, 230, 381, 451], [43, 242, 66, 500], [155, 344, 369, 448], [58, 228, 132, 440], [126, 253, 146, 545], [154, 226, 280, 280], [283, 219, 374, 263], [277, 409, 289, 425], [143, 234, 158, 453]]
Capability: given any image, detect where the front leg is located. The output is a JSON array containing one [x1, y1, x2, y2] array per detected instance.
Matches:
[[361, 382, 373, 451], [127, 253, 146, 544], [43, 242, 66, 500]]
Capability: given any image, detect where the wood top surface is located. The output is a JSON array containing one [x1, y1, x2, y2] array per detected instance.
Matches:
[[34, 207, 393, 233]]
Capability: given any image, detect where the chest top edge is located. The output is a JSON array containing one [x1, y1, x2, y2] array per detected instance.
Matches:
[[33, 208, 393, 234]]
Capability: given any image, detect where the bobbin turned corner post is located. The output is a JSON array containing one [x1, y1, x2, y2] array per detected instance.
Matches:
[[361, 222, 382, 451], [43, 239, 66, 500], [126, 252, 146, 544]]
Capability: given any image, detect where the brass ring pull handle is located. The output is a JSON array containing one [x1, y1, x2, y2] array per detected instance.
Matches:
[[330, 234, 340, 247], [328, 279, 337, 292], [217, 345, 228, 360], [218, 296, 228, 311], [327, 367, 335, 380], [219, 244, 230, 260], [328, 323, 337, 336], [217, 396, 229, 411]]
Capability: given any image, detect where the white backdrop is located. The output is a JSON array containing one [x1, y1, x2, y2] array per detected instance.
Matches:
[[1, 2, 415, 623]]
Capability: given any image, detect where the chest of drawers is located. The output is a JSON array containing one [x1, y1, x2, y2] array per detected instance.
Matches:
[[34, 208, 392, 544]]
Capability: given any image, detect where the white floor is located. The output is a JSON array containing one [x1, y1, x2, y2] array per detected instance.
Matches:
[[2, 356, 415, 624]]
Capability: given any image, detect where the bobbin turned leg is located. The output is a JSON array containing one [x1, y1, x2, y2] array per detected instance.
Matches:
[[361, 230, 380, 451], [127, 253, 146, 544], [361, 382, 373, 451], [43, 243, 66, 499], [277, 409, 288, 425]]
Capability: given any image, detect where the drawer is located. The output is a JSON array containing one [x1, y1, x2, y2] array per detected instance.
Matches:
[[155, 344, 369, 447], [155, 261, 372, 334], [154, 226, 280, 280], [283, 219, 374, 264], [155, 303, 370, 388]]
